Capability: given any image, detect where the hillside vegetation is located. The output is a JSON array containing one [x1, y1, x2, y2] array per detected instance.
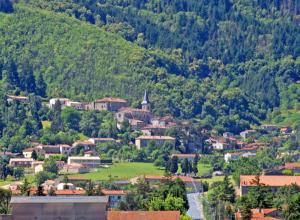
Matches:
[[0, 0, 299, 133]]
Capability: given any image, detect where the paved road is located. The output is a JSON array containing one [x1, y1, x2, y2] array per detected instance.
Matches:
[[187, 192, 204, 220], [187, 179, 205, 220]]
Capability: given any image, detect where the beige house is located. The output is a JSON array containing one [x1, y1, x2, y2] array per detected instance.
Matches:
[[67, 156, 101, 168], [9, 158, 34, 168], [135, 136, 175, 150]]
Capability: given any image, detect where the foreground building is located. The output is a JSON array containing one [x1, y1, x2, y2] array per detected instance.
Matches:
[[240, 175, 300, 195], [8, 196, 108, 220], [107, 211, 180, 220]]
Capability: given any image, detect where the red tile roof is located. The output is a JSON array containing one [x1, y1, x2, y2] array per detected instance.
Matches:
[[107, 211, 180, 220], [95, 97, 127, 103], [240, 175, 300, 187]]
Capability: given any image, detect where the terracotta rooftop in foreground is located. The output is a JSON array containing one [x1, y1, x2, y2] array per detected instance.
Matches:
[[107, 211, 180, 220], [240, 175, 300, 187], [95, 97, 127, 103], [236, 208, 280, 220]]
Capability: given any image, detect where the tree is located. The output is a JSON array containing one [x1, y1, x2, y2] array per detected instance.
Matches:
[[18, 178, 31, 196], [35, 171, 55, 187], [0, 188, 11, 214], [31, 150, 38, 160], [164, 194, 186, 214], [36, 73, 47, 97], [51, 100, 63, 133], [12, 167, 24, 180], [0, 0, 13, 13], [181, 158, 190, 175], [61, 108, 81, 131], [43, 158, 58, 174], [193, 154, 200, 175], [36, 185, 45, 196], [283, 193, 300, 220], [20, 63, 36, 93], [48, 187, 56, 196], [85, 180, 95, 196], [169, 156, 178, 174], [6, 61, 19, 87]]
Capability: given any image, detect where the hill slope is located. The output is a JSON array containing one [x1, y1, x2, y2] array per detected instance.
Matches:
[[0, 1, 300, 133]]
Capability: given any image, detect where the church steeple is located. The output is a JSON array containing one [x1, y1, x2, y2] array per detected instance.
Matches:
[[141, 90, 151, 111]]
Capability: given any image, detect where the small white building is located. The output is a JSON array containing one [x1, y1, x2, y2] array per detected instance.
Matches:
[[49, 98, 70, 109], [224, 152, 256, 163]]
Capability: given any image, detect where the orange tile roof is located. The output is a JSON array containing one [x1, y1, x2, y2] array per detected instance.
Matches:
[[102, 190, 126, 196], [136, 136, 175, 140], [284, 163, 300, 169], [240, 175, 300, 187], [95, 97, 127, 103], [107, 211, 180, 220], [55, 189, 86, 195]]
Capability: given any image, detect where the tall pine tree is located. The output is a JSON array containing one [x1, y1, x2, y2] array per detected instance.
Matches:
[[36, 73, 47, 97]]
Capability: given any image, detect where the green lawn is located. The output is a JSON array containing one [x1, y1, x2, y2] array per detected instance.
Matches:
[[70, 162, 165, 181], [198, 163, 212, 176], [202, 175, 235, 186], [42, 120, 51, 129]]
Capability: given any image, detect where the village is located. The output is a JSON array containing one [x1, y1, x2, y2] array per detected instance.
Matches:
[[1, 92, 300, 220]]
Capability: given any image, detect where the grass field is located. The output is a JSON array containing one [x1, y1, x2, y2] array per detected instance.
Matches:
[[42, 121, 51, 129], [70, 162, 165, 181], [198, 163, 212, 176], [202, 175, 235, 186]]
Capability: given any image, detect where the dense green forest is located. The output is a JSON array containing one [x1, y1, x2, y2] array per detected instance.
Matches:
[[0, 0, 300, 134]]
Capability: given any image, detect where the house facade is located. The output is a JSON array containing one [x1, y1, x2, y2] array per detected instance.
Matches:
[[89, 97, 128, 112], [135, 136, 175, 150], [9, 158, 34, 168]]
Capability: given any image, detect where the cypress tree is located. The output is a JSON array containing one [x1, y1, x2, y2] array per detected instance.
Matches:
[[36, 73, 47, 97]]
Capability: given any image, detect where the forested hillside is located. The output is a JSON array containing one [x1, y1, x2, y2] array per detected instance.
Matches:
[[0, 0, 300, 133]]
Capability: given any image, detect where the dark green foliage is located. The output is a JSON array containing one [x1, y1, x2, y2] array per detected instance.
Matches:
[[43, 157, 58, 174], [0, 188, 11, 214], [50, 100, 63, 133], [0, 0, 13, 13], [36, 73, 47, 97]]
